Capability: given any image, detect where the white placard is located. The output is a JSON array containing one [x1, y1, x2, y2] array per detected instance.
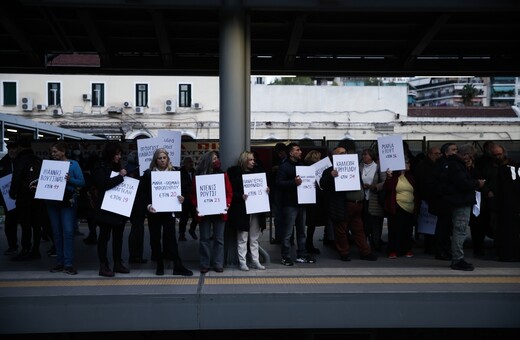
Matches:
[[473, 191, 481, 217], [151, 171, 182, 212], [137, 138, 160, 176], [417, 200, 437, 235], [243, 172, 270, 214], [296, 166, 316, 204], [195, 173, 227, 216], [312, 156, 332, 184], [34, 160, 70, 201], [157, 130, 182, 167], [332, 154, 361, 191], [101, 172, 139, 218], [377, 135, 406, 172], [0, 174, 16, 211]]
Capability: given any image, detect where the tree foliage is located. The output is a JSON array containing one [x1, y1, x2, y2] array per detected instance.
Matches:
[[270, 77, 313, 85]]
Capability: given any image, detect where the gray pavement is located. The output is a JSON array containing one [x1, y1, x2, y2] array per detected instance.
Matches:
[[0, 221, 519, 334]]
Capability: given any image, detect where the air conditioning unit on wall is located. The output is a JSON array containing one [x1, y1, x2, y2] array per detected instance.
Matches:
[[165, 99, 176, 113], [22, 97, 33, 111], [82, 93, 91, 101], [192, 102, 202, 109], [36, 104, 47, 111], [123, 101, 132, 108], [135, 107, 145, 115], [52, 108, 63, 117]]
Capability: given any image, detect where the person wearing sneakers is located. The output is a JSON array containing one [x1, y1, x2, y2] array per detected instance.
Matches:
[[276, 142, 316, 266], [383, 157, 419, 259], [227, 151, 268, 271], [142, 148, 193, 277], [46, 141, 85, 275]]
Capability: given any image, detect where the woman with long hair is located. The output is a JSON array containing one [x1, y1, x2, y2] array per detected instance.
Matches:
[[92, 141, 130, 277], [227, 151, 268, 271], [144, 148, 193, 276], [191, 151, 233, 273]]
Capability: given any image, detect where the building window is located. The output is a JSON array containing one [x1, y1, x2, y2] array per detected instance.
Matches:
[[48, 82, 61, 106], [135, 83, 148, 107], [179, 84, 191, 108], [92, 83, 105, 106], [2, 81, 17, 106]]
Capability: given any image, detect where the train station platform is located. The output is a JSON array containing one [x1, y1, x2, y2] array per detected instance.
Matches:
[[0, 222, 519, 338]]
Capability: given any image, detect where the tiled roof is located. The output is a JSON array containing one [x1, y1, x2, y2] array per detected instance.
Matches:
[[47, 54, 100, 67], [408, 106, 518, 118]]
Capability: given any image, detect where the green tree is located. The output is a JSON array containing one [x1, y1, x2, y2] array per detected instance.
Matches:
[[270, 76, 313, 85], [461, 84, 480, 106]]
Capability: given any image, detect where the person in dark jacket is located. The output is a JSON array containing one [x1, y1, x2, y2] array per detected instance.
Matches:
[[320, 145, 377, 262], [276, 143, 316, 266], [227, 151, 268, 271], [8, 136, 43, 261], [91, 141, 131, 277], [143, 148, 193, 276], [0, 142, 20, 255], [178, 156, 198, 241], [439, 143, 485, 271]]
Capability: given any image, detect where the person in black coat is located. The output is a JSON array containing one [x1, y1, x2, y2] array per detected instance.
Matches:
[[0, 142, 19, 255], [178, 156, 198, 241], [8, 136, 43, 261], [91, 141, 131, 277], [227, 151, 268, 271], [142, 148, 193, 276]]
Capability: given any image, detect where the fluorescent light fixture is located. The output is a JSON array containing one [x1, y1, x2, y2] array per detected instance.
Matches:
[[7, 128, 17, 133]]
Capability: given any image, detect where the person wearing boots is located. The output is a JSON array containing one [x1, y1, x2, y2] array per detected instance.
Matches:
[[91, 141, 131, 277], [143, 148, 193, 276]]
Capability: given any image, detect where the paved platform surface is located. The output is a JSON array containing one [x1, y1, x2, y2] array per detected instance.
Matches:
[[0, 222, 519, 335]]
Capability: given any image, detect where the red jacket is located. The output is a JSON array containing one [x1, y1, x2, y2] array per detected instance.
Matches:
[[383, 170, 420, 216], [191, 172, 233, 221]]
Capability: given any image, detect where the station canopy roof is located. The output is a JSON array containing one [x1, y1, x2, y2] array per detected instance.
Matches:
[[1, 0, 519, 77]]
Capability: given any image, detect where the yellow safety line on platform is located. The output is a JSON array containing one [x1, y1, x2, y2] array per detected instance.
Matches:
[[0, 278, 198, 288], [203, 276, 520, 285], [1, 276, 519, 288]]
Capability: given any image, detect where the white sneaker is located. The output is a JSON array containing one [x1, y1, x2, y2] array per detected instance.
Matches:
[[239, 264, 249, 271], [252, 262, 266, 270]]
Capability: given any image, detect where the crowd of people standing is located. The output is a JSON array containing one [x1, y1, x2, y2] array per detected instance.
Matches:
[[1, 138, 519, 277]]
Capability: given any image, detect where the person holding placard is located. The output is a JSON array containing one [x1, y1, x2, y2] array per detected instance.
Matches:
[[227, 151, 268, 271], [360, 148, 387, 252], [191, 151, 233, 273], [303, 150, 328, 255], [319, 145, 377, 262], [46, 142, 85, 275], [91, 142, 131, 277], [276, 143, 316, 266], [143, 148, 193, 276]]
